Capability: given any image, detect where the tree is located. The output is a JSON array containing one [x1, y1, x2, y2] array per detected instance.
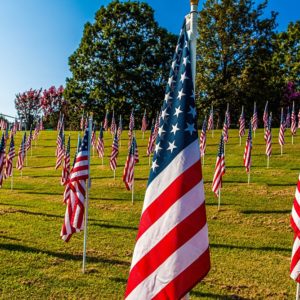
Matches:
[[196, 0, 278, 126], [15, 89, 42, 129], [64, 0, 177, 127]]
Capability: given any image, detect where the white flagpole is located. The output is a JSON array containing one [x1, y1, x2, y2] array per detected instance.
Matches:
[[281, 145, 283, 156], [142, 131, 145, 140], [101, 156, 103, 166], [82, 115, 93, 274], [248, 171, 250, 185], [296, 282, 300, 300], [113, 169, 116, 180], [292, 135, 294, 145], [267, 156, 270, 168], [218, 189, 221, 211], [202, 154, 205, 166], [11, 169, 13, 190], [239, 136, 241, 146]]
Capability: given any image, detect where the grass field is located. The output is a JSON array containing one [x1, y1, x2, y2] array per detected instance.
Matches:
[[0, 128, 299, 299]]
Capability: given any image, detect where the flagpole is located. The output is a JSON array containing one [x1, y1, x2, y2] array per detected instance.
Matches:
[[281, 145, 283, 156], [11, 169, 13, 190], [113, 169, 116, 180], [296, 282, 300, 300], [202, 154, 205, 166], [218, 189, 221, 211], [292, 135, 294, 145], [82, 115, 93, 274], [239, 136, 241, 146], [267, 156, 270, 168], [248, 171, 250, 185]]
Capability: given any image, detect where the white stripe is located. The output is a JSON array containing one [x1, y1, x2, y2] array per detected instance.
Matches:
[[291, 237, 300, 280], [126, 224, 209, 300], [142, 140, 200, 213], [131, 180, 205, 270]]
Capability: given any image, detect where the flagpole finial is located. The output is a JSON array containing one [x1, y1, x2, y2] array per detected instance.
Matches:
[[190, 0, 199, 5]]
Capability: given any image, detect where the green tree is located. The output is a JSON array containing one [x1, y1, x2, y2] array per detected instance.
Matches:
[[196, 0, 278, 126], [64, 0, 177, 127]]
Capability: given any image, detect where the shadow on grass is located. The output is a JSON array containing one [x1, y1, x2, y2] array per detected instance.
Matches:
[[190, 291, 247, 299], [241, 209, 290, 214], [90, 197, 126, 201], [267, 183, 294, 187], [15, 209, 63, 219], [110, 277, 127, 284], [31, 165, 55, 168], [22, 191, 62, 196], [92, 222, 137, 231], [210, 243, 290, 253], [0, 235, 21, 241], [0, 243, 130, 266], [0, 202, 31, 208]]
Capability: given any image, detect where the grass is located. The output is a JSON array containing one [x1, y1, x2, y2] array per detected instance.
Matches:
[[0, 128, 299, 299]]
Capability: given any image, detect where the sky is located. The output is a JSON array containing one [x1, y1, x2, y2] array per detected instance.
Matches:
[[0, 0, 299, 118]]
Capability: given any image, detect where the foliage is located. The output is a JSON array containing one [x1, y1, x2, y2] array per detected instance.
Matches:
[[14, 89, 42, 129], [196, 0, 279, 126], [64, 0, 177, 127], [0, 129, 298, 299]]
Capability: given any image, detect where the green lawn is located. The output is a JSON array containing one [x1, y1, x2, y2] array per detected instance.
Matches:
[[0, 128, 298, 299]]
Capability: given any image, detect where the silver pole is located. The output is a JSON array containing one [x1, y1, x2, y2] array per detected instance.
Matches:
[[218, 189, 221, 211], [296, 282, 300, 300], [82, 116, 93, 274]]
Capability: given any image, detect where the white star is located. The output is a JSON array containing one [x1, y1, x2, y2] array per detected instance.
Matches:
[[171, 124, 180, 135], [183, 57, 190, 66], [188, 106, 197, 118], [164, 92, 172, 104], [175, 44, 182, 54], [154, 142, 162, 154], [174, 106, 183, 118], [185, 122, 196, 135], [167, 141, 177, 153], [171, 60, 177, 70], [184, 40, 189, 49], [190, 90, 195, 99], [161, 108, 169, 120], [158, 125, 166, 137], [168, 76, 175, 88], [151, 159, 159, 172], [177, 89, 186, 100], [180, 72, 189, 83]]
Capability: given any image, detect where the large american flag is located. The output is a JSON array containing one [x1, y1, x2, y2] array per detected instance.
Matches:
[[278, 108, 285, 146], [212, 134, 225, 197], [252, 102, 258, 131], [17, 132, 26, 170], [243, 123, 252, 173], [291, 102, 297, 136], [265, 114, 272, 157], [290, 173, 300, 282], [5, 134, 15, 177], [199, 117, 207, 157], [222, 113, 229, 143], [55, 129, 64, 169], [123, 136, 139, 191], [125, 19, 210, 299], [61, 136, 71, 186], [96, 126, 104, 158], [0, 134, 6, 187], [263, 101, 269, 128], [239, 107, 245, 137], [207, 106, 213, 131], [141, 109, 147, 132], [61, 126, 90, 242], [110, 131, 119, 171]]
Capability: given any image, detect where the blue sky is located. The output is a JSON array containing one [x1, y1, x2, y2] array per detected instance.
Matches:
[[0, 0, 299, 118]]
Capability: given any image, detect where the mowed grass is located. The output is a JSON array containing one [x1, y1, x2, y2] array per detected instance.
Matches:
[[0, 128, 299, 299]]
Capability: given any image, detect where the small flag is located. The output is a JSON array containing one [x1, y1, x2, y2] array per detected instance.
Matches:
[[0, 134, 6, 187], [226, 103, 231, 128], [252, 102, 258, 131], [80, 113, 84, 130], [110, 111, 116, 134], [96, 126, 104, 158], [5, 134, 15, 177], [17, 132, 26, 170], [243, 123, 252, 173], [239, 107, 245, 137], [207, 106, 213, 130], [123, 136, 138, 191], [141, 110, 147, 132], [55, 129, 65, 169], [91, 123, 96, 148], [103, 110, 109, 131], [222, 113, 229, 143], [265, 113, 272, 157], [110, 131, 119, 171], [212, 134, 225, 196], [61, 136, 71, 185], [117, 115, 123, 140], [286, 107, 291, 128], [128, 109, 134, 137], [263, 101, 269, 128], [291, 102, 297, 136], [279, 108, 285, 146], [199, 117, 207, 157], [146, 122, 155, 156], [26, 126, 33, 152]]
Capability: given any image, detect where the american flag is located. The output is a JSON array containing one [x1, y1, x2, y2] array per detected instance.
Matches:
[[265, 113, 272, 157], [128, 109, 134, 137], [33, 121, 39, 140], [239, 107, 245, 137], [110, 111, 116, 134], [103, 110, 109, 131], [207, 106, 213, 130], [199, 117, 207, 157], [26, 126, 33, 151], [110, 131, 119, 171], [212, 134, 225, 197], [125, 19, 210, 300], [141, 109, 147, 132], [96, 126, 104, 158], [57, 113, 64, 131], [117, 115, 122, 140], [0, 134, 6, 187], [226, 104, 231, 128], [84, 117, 88, 129], [222, 113, 229, 143], [80, 113, 84, 130], [298, 109, 300, 129], [17, 132, 26, 170], [243, 123, 252, 173], [279, 108, 285, 146], [263, 101, 269, 128], [55, 128, 64, 169], [291, 102, 297, 136], [290, 173, 300, 282], [252, 102, 258, 131], [61, 136, 71, 186], [146, 122, 155, 156], [91, 123, 96, 148], [5, 134, 15, 177], [286, 107, 291, 128], [61, 126, 90, 242], [123, 136, 139, 191]]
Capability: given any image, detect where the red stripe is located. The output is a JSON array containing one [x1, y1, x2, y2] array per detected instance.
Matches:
[[152, 248, 210, 300], [291, 241, 300, 281], [136, 160, 202, 240], [125, 203, 207, 297]]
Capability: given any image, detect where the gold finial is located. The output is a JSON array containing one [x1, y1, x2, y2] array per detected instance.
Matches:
[[190, 0, 199, 5]]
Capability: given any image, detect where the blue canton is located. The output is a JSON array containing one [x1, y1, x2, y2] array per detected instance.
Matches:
[[148, 19, 198, 185]]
